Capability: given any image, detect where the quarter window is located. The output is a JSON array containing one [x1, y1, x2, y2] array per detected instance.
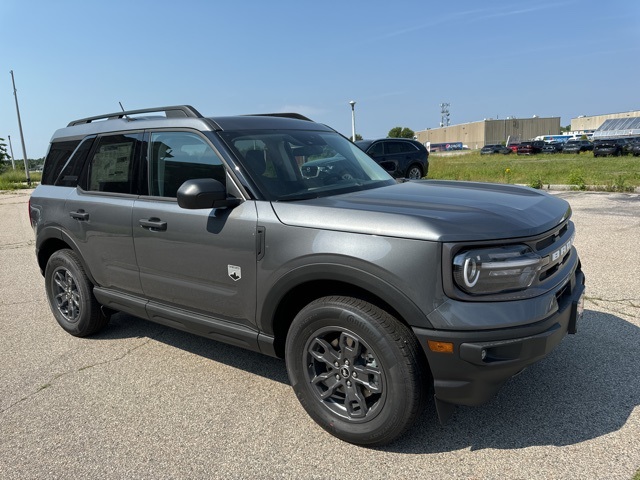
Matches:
[[41, 140, 81, 185], [149, 132, 225, 198]]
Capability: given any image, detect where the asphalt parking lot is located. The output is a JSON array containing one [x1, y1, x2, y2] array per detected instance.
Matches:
[[1, 189, 638, 479]]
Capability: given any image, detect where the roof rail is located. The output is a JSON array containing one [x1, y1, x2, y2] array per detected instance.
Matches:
[[67, 105, 203, 127], [247, 113, 313, 122]]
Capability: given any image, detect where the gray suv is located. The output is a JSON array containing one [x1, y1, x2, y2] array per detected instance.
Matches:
[[30, 105, 585, 446]]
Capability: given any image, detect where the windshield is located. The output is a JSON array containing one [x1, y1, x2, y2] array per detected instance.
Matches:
[[219, 129, 396, 200]]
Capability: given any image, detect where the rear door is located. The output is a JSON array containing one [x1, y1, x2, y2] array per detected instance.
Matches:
[[132, 130, 258, 326], [63, 132, 143, 293]]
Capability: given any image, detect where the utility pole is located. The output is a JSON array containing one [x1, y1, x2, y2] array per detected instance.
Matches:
[[7, 135, 16, 169], [10, 70, 31, 186], [439, 103, 450, 128]]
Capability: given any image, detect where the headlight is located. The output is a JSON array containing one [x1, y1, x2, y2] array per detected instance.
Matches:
[[453, 245, 544, 295]]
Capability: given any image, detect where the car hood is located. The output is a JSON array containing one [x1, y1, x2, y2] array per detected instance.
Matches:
[[270, 180, 571, 242]]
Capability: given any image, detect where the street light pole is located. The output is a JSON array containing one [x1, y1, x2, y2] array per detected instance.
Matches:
[[10, 70, 31, 186], [349, 100, 356, 141], [7, 135, 16, 169]]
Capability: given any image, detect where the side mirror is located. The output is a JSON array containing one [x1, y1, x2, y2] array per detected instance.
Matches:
[[177, 178, 241, 209]]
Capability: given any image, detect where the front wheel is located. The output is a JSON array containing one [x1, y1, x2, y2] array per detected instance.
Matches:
[[45, 249, 109, 337], [285, 296, 428, 446]]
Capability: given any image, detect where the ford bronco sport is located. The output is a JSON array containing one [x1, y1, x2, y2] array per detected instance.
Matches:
[[29, 105, 585, 446]]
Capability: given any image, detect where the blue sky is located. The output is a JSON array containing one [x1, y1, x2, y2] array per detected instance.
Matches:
[[1, 0, 639, 158]]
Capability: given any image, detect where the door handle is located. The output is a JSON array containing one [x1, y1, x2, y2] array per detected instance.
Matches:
[[69, 210, 89, 221], [139, 218, 167, 231]]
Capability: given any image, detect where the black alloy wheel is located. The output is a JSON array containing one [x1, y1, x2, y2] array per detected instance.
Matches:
[[45, 249, 109, 337], [285, 296, 428, 446]]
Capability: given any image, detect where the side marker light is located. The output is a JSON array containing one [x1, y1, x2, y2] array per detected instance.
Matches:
[[428, 340, 454, 354]]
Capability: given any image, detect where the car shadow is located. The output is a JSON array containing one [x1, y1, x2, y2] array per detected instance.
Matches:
[[93, 308, 638, 452], [385, 309, 639, 453], [94, 311, 290, 385]]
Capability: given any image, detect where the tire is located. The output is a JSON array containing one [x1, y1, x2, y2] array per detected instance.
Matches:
[[406, 164, 423, 179], [45, 249, 109, 337], [285, 296, 428, 446]]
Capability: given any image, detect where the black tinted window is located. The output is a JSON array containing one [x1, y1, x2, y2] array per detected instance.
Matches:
[[41, 140, 81, 185], [56, 136, 95, 187], [368, 142, 384, 156], [86, 133, 141, 194], [387, 141, 416, 154]]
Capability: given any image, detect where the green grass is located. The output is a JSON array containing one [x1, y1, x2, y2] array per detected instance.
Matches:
[[428, 151, 640, 191], [0, 169, 41, 190], [2, 152, 638, 192]]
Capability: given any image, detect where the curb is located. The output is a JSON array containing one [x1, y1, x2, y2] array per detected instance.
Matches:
[[543, 184, 640, 194]]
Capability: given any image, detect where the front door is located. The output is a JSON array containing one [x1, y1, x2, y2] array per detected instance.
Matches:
[[132, 131, 258, 327]]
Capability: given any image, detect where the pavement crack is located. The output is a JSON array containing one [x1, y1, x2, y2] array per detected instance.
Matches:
[[0, 336, 157, 416], [77, 337, 155, 372], [0, 240, 34, 250], [587, 297, 640, 319]]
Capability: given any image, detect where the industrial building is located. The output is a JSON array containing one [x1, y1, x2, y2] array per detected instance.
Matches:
[[571, 110, 640, 133], [414, 117, 561, 150], [414, 109, 640, 150]]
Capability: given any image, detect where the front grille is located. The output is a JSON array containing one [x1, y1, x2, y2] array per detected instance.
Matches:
[[526, 218, 574, 287]]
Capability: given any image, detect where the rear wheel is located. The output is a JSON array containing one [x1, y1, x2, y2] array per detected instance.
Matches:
[[285, 296, 428, 446], [45, 249, 109, 337], [406, 164, 423, 179]]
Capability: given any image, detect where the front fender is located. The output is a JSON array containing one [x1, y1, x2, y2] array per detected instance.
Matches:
[[257, 260, 435, 335]]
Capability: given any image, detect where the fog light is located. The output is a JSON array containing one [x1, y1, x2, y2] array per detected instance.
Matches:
[[481, 349, 487, 360]]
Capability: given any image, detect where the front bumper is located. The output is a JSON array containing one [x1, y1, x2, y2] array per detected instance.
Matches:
[[413, 267, 585, 413]]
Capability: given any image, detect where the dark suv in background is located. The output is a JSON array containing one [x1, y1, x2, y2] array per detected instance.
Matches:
[[593, 138, 626, 157], [480, 144, 511, 155], [562, 140, 594, 154], [355, 138, 428, 179], [29, 105, 585, 447]]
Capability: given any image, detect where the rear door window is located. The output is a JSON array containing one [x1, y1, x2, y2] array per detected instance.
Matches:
[[85, 133, 142, 194]]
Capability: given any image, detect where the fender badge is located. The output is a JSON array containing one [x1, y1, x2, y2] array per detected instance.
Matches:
[[228, 265, 241, 281]]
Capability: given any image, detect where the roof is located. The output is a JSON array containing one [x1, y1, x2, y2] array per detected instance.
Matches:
[[52, 105, 330, 142], [593, 117, 640, 138]]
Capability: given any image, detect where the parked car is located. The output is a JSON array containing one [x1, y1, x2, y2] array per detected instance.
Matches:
[[355, 138, 429, 179], [627, 139, 640, 156], [593, 138, 626, 157], [541, 142, 564, 154], [622, 137, 640, 156], [30, 105, 585, 446], [562, 140, 594, 154], [507, 143, 520, 153], [480, 144, 512, 155], [516, 140, 545, 155]]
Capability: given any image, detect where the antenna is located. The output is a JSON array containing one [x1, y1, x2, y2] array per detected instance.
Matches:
[[119, 102, 130, 121]]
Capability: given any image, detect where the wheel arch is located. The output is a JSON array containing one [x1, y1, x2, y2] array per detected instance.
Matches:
[[36, 227, 97, 285], [258, 264, 433, 359]]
